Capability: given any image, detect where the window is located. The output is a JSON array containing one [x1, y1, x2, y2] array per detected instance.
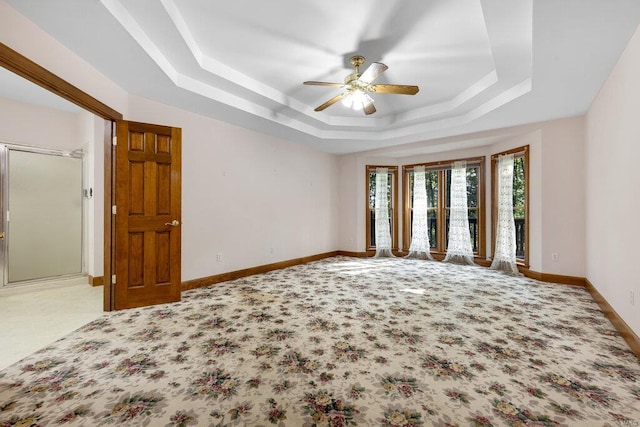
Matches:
[[492, 146, 529, 266], [366, 165, 398, 252], [403, 158, 485, 257]]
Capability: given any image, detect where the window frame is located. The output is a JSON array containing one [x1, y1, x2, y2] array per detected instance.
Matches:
[[491, 145, 529, 267], [402, 157, 485, 259], [365, 165, 399, 253]]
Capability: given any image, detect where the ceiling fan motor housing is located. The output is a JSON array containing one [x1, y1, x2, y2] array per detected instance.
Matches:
[[344, 72, 361, 85]]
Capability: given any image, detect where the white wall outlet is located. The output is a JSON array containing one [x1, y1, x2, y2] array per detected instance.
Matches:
[[270, 247, 275, 254], [216, 253, 222, 262], [551, 252, 559, 262]]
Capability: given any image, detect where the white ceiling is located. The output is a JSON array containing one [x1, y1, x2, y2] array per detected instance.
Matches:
[[0, 67, 81, 113], [4, 0, 640, 154]]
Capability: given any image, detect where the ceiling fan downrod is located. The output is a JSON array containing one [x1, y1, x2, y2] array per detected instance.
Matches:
[[345, 55, 366, 85]]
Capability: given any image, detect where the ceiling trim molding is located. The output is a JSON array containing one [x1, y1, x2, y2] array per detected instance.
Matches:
[[99, 0, 532, 142]]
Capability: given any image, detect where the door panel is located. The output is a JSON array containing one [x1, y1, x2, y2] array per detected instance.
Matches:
[[114, 120, 181, 310]]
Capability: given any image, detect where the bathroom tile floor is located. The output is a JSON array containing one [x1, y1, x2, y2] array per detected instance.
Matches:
[[0, 278, 104, 370]]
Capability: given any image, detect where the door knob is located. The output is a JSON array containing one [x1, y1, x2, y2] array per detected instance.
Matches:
[[0, 232, 4, 239], [165, 220, 180, 227]]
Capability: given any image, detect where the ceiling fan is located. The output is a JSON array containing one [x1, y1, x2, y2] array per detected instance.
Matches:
[[304, 55, 419, 115]]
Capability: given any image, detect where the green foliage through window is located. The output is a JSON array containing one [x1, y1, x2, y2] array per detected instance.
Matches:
[[405, 161, 483, 255]]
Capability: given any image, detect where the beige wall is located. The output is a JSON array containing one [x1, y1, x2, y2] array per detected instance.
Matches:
[[539, 117, 585, 276], [127, 96, 340, 281], [586, 25, 640, 335], [337, 116, 586, 277], [77, 112, 105, 278], [0, 98, 81, 150]]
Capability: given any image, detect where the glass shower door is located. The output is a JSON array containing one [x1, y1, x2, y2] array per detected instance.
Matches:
[[3, 148, 83, 284]]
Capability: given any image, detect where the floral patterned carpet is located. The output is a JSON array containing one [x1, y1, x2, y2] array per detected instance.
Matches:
[[1, 256, 639, 426]]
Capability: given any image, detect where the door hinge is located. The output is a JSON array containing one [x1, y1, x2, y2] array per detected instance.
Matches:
[[112, 136, 117, 146], [111, 274, 116, 283], [112, 205, 117, 215]]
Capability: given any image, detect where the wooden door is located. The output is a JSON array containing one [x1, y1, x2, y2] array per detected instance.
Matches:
[[114, 120, 181, 309]]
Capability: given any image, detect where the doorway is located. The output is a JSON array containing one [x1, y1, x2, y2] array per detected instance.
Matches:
[[1, 42, 183, 311], [0, 144, 85, 286]]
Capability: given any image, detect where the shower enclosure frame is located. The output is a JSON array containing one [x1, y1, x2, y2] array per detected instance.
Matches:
[[0, 142, 86, 287]]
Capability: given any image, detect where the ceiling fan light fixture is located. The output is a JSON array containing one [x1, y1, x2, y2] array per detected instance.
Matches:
[[342, 89, 373, 111]]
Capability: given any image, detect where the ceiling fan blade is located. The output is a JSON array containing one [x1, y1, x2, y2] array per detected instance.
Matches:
[[371, 84, 419, 95], [359, 62, 388, 83], [304, 81, 343, 87], [314, 93, 345, 111], [363, 103, 376, 115]]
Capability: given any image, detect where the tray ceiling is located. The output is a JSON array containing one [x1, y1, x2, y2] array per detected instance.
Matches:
[[4, 0, 640, 153]]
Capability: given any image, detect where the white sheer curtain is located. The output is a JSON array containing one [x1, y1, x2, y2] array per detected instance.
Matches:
[[490, 154, 519, 274], [443, 161, 475, 265], [406, 166, 433, 260], [374, 167, 394, 257]]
